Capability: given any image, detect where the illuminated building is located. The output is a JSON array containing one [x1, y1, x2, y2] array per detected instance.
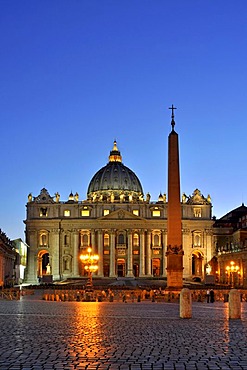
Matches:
[[24, 115, 214, 284], [0, 229, 17, 287], [12, 238, 29, 284], [214, 204, 247, 288]]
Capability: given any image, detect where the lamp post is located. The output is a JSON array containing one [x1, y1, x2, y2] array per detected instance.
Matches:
[[80, 247, 99, 292], [225, 261, 240, 288]]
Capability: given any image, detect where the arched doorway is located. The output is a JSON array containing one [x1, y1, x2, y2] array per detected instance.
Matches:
[[103, 264, 109, 277], [192, 251, 203, 278], [152, 258, 161, 277], [133, 263, 139, 277], [117, 259, 126, 277], [37, 250, 50, 278]]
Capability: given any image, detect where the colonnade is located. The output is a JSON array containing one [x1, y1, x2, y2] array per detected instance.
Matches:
[[87, 229, 168, 278], [25, 226, 213, 283]]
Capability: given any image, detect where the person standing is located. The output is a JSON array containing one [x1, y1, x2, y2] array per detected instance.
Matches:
[[210, 289, 215, 303]]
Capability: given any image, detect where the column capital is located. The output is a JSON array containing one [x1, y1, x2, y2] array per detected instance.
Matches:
[[51, 228, 60, 233]]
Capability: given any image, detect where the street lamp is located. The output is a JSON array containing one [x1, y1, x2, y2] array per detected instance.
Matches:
[[225, 261, 240, 288], [80, 247, 99, 292]]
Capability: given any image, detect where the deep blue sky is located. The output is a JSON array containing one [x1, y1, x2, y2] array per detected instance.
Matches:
[[1, 1, 247, 240]]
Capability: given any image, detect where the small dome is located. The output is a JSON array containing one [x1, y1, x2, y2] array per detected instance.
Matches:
[[87, 141, 144, 202]]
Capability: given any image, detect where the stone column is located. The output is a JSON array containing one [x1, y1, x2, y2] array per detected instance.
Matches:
[[25, 230, 38, 284], [139, 230, 146, 277], [161, 230, 167, 277], [72, 230, 79, 277], [97, 230, 104, 277], [205, 229, 213, 262], [127, 230, 134, 277], [182, 228, 190, 279], [109, 230, 116, 277], [146, 230, 152, 276], [91, 230, 96, 253], [51, 229, 60, 280]]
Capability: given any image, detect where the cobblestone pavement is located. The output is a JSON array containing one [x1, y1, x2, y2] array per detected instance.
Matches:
[[0, 293, 247, 370]]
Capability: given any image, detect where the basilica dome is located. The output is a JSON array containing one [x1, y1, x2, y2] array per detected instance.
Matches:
[[87, 141, 144, 202]]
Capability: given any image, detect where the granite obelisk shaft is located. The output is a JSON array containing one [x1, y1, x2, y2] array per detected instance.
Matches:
[[166, 110, 183, 289]]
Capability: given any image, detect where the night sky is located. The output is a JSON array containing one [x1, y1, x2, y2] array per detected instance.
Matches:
[[1, 1, 246, 239]]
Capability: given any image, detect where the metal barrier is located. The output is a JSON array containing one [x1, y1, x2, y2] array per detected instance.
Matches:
[[0, 288, 21, 300]]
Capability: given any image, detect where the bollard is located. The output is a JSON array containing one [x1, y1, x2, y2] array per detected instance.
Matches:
[[229, 289, 241, 319], [180, 288, 192, 319]]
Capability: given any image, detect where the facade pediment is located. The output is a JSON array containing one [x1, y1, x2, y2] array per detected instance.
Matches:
[[186, 189, 211, 205], [98, 208, 145, 221], [32, 188, 55, 204]]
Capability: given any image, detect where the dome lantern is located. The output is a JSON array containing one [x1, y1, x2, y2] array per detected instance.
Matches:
[[108, 140, 122, 162]]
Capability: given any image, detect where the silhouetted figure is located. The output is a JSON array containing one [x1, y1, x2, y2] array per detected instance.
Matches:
[[210, 289, 215, 303]]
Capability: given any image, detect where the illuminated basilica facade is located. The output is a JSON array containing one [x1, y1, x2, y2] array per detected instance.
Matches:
[[25, 141, 214, 284]]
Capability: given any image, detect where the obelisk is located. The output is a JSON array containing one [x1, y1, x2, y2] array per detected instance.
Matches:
[[166, 105, 184, 289]]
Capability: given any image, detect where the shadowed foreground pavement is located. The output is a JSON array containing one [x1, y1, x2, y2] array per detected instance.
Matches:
[[0, 292, 247, 369]]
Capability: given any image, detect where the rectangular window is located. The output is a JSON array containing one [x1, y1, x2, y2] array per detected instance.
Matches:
[[104, 209, 110, 216], [133, 210, 139, 216], [104, 250, 110, 255], [40, 207, 48, 217], [152, 210, 161, 217], [81, 210, 90, 217], [133, 250, 139, 255], [193, 208, 202, 218], [64, 210, 71, 217]]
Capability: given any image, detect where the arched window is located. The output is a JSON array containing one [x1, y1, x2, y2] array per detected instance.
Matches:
[[154, 234, 159, 247], [195, 235, 200, 246], [104, 233, 109, 246], [192, 231, 201, 247], [81, 234, 88, 247], [118, 233, 124, 244], [39, 232, 48, 246], [133, 233, 139, 247]]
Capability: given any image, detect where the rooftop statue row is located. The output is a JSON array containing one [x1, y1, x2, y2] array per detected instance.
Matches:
[[27, 188, 211, 205]]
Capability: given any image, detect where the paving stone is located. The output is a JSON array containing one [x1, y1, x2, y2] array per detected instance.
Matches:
[[0, 293, 247, 369]]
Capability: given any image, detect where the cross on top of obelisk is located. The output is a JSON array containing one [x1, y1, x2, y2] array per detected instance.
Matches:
[[169, 104, 177, 131]]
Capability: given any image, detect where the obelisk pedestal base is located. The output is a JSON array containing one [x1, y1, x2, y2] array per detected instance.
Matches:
[[166, 252, 184, 289], [166, 269, 183, 289]]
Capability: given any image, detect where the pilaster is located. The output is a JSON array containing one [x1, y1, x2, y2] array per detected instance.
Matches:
[[25, 230, 38, 284], [161, 230, 167, 277], [72, 229, 79, 277], [109, 230, 117, 277], [127, 230, 134, 277], [47, 228, 60, 281], [97, 230, 104, 277], [146, 230, 152, 276], [139, 230, 146, 277]]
